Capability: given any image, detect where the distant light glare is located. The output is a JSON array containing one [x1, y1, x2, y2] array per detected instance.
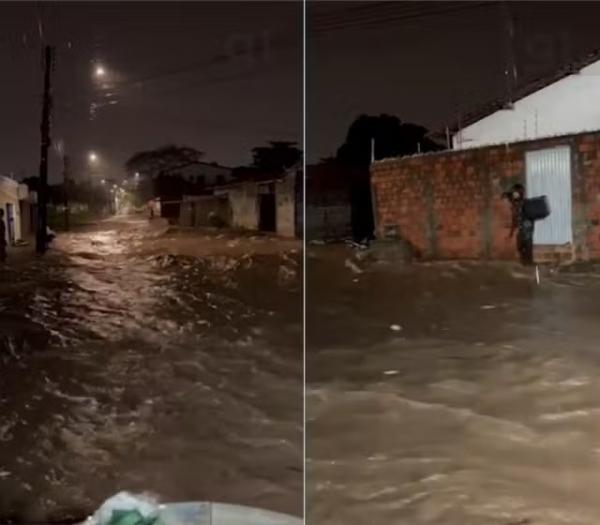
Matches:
[[95, 66, 106, 77], [89, 152, 98, 162]]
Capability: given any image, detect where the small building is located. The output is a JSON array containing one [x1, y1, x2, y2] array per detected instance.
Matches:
[[179, 194, 231, 228], [0, 175, 35, 244], [371, 129, 600, 263], [177, 162, 234, 189], [154, 162, 233, 222], [372, 48, 600, 262], [212, 164, 301, 238]]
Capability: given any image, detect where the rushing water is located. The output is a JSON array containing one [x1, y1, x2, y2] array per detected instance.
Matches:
[[308, 247, 600, 525], [0, 219, 302, 522]]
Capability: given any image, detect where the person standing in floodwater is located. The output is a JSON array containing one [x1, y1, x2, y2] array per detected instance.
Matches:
[[0, 209, 6, 263], [148, 199, 155, 220], [507, 184, 534, 266]]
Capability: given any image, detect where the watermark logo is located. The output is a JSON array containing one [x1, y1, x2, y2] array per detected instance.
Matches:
[[223, 30, 271, 71]]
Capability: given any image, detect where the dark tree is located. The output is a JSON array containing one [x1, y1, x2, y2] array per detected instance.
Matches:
[[337, 114, 443, 166], [22, 176, 39, 192], [124, 145, 206, 218], [251, 141, 302, 174], [124, 144, 204, 178], [332, 114, 441, 242]]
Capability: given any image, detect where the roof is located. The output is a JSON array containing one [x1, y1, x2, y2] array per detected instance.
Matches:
[[373, 127, 600, 166], [450, 47, 600, 134], [221, 163, 300, 187]]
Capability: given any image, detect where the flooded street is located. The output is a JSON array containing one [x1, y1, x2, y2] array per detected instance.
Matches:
[[0, 217, 302, 521], [308, 246, 600, 525]]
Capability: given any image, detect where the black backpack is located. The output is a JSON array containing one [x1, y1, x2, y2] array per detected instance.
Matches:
[[523, 196, 550, 221]]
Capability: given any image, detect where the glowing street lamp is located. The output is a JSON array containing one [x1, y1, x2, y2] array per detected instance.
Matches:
[[95, 65, 106, 78], [89, 152, 98, 163]]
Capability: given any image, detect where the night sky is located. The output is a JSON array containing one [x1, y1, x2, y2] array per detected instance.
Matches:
[[307, 1, 600, 163], [0, 1, 302, 183], [4, 2, 600, 181]]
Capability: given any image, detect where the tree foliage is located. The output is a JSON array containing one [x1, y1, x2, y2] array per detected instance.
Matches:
[[336, 114, 443, 166], [124, 144, 204, 178], [251, 141, 302, 174]]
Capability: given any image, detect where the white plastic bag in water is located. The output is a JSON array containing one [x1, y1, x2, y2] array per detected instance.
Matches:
[[87, 492, 161, 525]]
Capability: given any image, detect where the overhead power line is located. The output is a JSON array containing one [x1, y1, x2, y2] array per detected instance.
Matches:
[[309, 1, 501, 34]]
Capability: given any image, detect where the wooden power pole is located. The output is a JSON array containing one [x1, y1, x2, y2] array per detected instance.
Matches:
[[503, 1, 517, 108], [36, 45, 53, 254]]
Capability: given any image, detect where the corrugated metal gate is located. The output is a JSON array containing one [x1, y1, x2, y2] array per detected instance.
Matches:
[[525, 145, 573, 245]]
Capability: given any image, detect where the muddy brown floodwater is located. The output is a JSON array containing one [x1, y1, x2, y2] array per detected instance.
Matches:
[[308, 245, 600, 525], [0, 217, 302, 522]]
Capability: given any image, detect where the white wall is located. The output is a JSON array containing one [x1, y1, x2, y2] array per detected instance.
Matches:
[[229, 184, 259, 231], [453, 59, 600, 149], [178, 163, 233, 186], [276, 173, 296, 238], [0, 176, 23, 241]]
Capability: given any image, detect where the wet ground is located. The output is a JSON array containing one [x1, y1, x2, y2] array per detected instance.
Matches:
[[0, 217, 302, 522], [308, 246, 600, 525]]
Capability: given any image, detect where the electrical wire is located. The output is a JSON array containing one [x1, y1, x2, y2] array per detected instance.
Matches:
[[309, 1, 501, 34]]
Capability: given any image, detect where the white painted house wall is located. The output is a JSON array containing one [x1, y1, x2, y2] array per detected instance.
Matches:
[[178, 162, 233, 186], [453, 59, 600, 149], [0, 175, 27, 242]]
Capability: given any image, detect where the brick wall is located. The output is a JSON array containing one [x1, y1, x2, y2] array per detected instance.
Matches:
[[371, 130, 600, 261]]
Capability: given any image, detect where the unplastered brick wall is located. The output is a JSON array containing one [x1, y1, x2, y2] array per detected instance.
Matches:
[[578, 133, 600, 260], [371, 130, 600, 261]]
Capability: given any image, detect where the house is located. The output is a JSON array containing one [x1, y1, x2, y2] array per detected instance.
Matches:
[[369, 49, 600, 263], [178, 194, 231, 229], [452, 48, 600, 150], [177, 162, 233, 189], [0, 175, 36, 244], [371, 128, 600, 263], [210, 164, 302, 238], [155, 161, 233, 221]]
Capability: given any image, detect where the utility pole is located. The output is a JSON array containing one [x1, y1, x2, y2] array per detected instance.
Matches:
[[36, 45, 53, 254], [370, 138, 375, 164], [63, 154, 70, 231], [503, 1, 517, 108]]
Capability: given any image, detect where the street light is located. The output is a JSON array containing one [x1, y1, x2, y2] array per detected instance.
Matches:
[[101, 179, 106, 185], [89, 152, 98, 163], [95, 65, 106, 78]]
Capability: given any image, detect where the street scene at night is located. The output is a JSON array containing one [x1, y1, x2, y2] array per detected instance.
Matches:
[[307, 2, 600, 524], [0, 1, 301, 523], [10, 0, 600, 523]]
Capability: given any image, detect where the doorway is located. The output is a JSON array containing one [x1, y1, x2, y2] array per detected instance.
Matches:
[[6, 203, 15, 244], [258, 184, 276, 233], [525, 145, 573, 245]]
